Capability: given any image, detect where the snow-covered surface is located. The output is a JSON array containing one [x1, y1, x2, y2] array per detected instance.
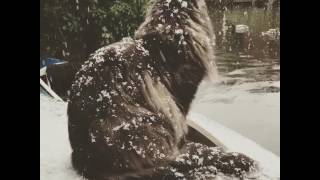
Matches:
[[41, 90, 279, 179], [187, 112, 280, 179], [191, 78, 280, 156], [40, 93, 83, 180]]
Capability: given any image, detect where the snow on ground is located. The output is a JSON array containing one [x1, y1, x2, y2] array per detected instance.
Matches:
[[191, 78, 280, 156], [40, 78, 280, 179], [188, 112, 280, 179], [40, 93, 83, 180]]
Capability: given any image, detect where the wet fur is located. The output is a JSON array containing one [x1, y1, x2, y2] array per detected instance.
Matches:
[[68, 0, 257, 179]]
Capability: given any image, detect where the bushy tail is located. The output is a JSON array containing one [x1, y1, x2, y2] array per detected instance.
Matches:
[[104, 142, 259, 180]]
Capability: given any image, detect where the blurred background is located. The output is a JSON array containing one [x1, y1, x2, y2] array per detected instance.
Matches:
[[40, 0, 280, 156], [40, 0, 279, 62]]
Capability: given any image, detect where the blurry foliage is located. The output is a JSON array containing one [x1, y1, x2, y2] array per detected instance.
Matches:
[[40, 0, 149, 62], [40, 0, 279, 62]]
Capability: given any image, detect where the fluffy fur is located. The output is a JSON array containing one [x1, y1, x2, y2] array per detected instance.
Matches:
[[68, 0, 258, 179]]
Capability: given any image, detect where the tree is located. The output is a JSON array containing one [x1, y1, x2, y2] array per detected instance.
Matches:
[[40, 0, 149, 62]]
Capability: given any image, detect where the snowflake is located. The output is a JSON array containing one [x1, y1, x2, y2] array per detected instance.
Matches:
[[181, 1, 188, 8], [175, 29, 184, 34], [84, 76, 93, 85], [101, 90, 111, 99]]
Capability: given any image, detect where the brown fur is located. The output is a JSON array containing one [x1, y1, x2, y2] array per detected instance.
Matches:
[[68, 0, 257, 179]]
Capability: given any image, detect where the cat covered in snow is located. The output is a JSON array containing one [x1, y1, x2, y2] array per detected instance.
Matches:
[[68, 0, 259, 179]]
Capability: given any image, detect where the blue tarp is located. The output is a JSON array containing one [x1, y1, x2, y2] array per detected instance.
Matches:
[[40, 58, 65, 69]]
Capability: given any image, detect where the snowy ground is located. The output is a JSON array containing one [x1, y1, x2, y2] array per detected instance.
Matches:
[[40, 77, 280, 179], [40, 93, 82, 180], [191, 77, 280, 156]]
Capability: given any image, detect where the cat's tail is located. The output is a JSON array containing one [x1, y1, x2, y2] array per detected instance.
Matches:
[[103, 142, 259, 180]]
